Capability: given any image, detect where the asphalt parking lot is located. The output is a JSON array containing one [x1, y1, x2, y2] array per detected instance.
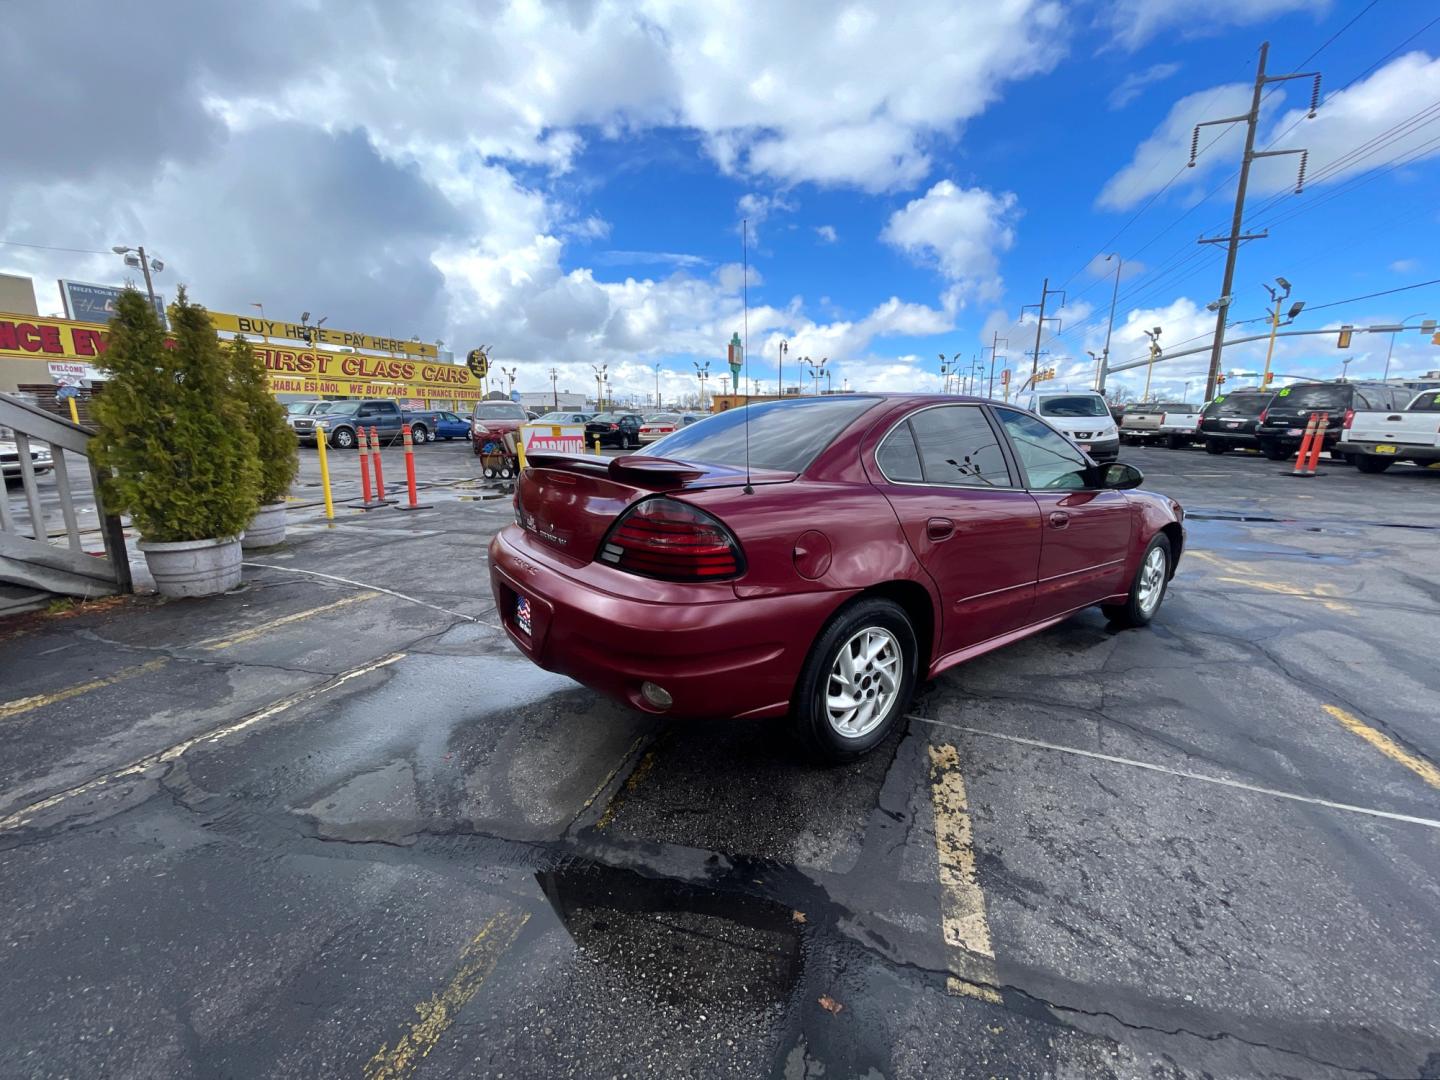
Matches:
[[2, 442, 1438, 1079]]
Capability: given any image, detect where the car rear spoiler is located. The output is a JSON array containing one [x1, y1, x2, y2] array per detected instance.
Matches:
[[524, 451, 709, 488]]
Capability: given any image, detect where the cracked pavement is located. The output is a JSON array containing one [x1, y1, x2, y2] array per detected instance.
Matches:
[[1, 443, 1438, 1078]]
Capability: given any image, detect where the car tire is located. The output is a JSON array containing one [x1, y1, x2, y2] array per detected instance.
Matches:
[[331, 427, 356, 450], [1204, 440, 1226, 455], [1165, 435, 1186, 450], [791, 597, 918, 763], [1329, 450, 1352, 466], [1354, 455, 1393, 474], [1101, 534, 1171, 629], [1259, 441, 1289, 460], [410, 424, 427, 443], [426, 428, 437, 443]]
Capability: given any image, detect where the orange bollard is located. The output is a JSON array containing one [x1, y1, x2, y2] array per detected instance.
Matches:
[[1287, 413, 1322, 477], [1305, 412, 1330, 473], [370, 426, 393, 502], [357, 430, 373, 501], [396, 422, 432, 512]]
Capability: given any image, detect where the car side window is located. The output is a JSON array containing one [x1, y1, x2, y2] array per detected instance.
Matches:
[[906, 405, 1012, 487], [1352, 390, 1371, 410], [996, 409, 1091, 490], [875, 422, 923, 482]]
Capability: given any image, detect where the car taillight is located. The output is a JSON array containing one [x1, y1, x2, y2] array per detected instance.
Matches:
[[1258, 408, 1268, 424], [598, 497, 743, 581], [608, 423, 619, 430], [1343, 408, 1355, 429]]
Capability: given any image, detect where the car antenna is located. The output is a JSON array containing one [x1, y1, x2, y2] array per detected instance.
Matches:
[[742, 216, 754, 495]]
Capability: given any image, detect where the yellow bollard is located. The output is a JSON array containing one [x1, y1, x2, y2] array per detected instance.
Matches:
[[66, 397, 80, 425], [314, 427, 336, 520], [593, 434, 602, 454], [515, 431, 527, 472]]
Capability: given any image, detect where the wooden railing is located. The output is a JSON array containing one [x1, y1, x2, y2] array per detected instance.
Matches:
[[0, 392, 131, 598]]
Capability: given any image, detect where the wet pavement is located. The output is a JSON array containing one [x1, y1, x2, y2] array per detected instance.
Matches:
[[2, 444, 1438, 1078]]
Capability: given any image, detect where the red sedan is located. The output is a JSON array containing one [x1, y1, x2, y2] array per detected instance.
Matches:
[[489, 395, 1184, 760]]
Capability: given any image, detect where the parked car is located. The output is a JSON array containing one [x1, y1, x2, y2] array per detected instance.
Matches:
[[1, 429, 53, 486], [1015, 389, 1120, 462], [638, 413, 703, 442], [1255, 381, 1411, 462], [471, 400, 530, 456], [1198, 388, 1273, 454], [298, 399, 416, 448], [402, 408, 440, 442], [532, 411, 594, 425], [284, 400, 334, 431], [491, 395, 1183, 761], [1121, 401, 1199, 445], [1341, 388, 1440, 473], [584, 412, 645, 449], [1158, 407, 1204, 449], [430, 410, 472, 440]]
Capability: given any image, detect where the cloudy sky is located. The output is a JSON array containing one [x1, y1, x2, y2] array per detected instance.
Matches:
[[2, 0, 1437, 404]]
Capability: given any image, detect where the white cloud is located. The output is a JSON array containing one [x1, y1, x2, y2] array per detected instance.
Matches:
[[815, 225, 838, 244], [1390, 258, 1420, 274], [1100, 52, 1440, 211], [1107, 62, 1181, 109], [882, 181, 1019, 302], [1107, 0, 1327, 52]]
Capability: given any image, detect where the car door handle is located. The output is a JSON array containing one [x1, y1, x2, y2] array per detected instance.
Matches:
[[1049, 511, 1070, 529], [926, 517, 955, 541]]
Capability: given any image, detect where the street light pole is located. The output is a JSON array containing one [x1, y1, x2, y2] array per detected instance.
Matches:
[[111, 245, 163, 306], [1384, 312, 1426, 382], [654, 362, 661, 408], [549, 367, 559, 410], [1098, 254, 1122, 392], [592, 363, 607, 410], [778, 340, 788, 397], [1142, 327, 1162, 402]]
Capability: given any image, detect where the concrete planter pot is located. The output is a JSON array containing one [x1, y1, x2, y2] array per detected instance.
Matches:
[[241, 500, 288, 550], [138, 536, 243, 598]]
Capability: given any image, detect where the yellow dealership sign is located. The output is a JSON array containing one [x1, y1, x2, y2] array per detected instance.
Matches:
[[208, 311, 438, 359]]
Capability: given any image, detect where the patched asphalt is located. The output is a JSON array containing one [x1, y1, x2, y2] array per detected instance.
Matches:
[[2, 441, 1438, 1079]]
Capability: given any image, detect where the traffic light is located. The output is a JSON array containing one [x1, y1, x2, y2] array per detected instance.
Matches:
[[1216, 373, 1227, 386], [1337, 325, 1353, 349], [1263, 371, 1274, 385]]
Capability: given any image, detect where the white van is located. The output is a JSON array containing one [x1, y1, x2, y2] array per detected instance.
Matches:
[[1015, 389, 1119, 462]]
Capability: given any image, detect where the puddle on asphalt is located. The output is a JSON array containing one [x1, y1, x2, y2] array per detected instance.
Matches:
[[535, 861, 803, 1008]]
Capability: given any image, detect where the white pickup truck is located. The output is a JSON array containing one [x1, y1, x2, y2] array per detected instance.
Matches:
[[1158, 408, 1203, 449], [1341, 389, 1440, 473]]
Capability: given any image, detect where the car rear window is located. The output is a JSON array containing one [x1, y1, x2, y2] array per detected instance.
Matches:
[[1410, 390, 1440, 411], [1037, 395, 1109, 418], [1274, 384, 1350, 410], [1205, 394, 1270, 418], [648, 396, 880, 472], [474, 403, 526, 419]]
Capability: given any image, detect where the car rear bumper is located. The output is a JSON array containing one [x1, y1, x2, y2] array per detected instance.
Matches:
[[488, 525, 844, 720], [1201, 429, 1258, 443], [1344, 440, 1440, 463]]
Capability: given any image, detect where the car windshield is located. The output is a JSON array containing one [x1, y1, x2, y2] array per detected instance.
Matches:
[[323, 402, 362, 415], [1143, 402, 1196, 412], [646, 414, 680, 424], [1205, 394, 1270, 418], [1038, 395, 1109, 418], [589, 413, 626, 423], [474, 403, 526, 419], [648, 396, 880, 472], [284, 401, 316, 415], [534, 412, 579, 423], [1276, 384, 1349, 410]]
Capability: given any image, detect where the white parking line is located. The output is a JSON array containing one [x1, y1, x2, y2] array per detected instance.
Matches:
[[909, 715, 1440, 831], [241, 563, 488, 625]]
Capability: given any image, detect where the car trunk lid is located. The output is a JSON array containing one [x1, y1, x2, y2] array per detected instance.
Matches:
[[517, 452, 796, 562]]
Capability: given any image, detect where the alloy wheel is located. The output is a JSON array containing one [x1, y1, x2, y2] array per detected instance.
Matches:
[[1137, 546, 1167, 615], [826, 626, 902, 739]]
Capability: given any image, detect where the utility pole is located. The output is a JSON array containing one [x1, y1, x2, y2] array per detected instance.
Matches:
[[1023, 278, 1064, 380], [985, 333, 1007, 397], [1193, 41, 1320, 400], [778, 340, 788, 397], [1097, 254, 1122, 392], [549, 367, 559, 410], [654, 363, 661, 409]]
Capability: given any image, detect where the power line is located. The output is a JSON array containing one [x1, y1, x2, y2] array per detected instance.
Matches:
[[0, 239, 112, 256]]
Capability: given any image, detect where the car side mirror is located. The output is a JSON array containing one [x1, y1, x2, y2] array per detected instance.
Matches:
[[1098, 462, 1144, 490]]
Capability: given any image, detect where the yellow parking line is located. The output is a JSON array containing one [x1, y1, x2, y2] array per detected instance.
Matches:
[[927, 743, 1001, 1003], [0, 658, 168, 723], [595, 746, 659, 830], [1212, 575, 1354, 613], [195, 592, 379, 650], [363, 910, 530, 1080], [1323, 705, 1440, 791]]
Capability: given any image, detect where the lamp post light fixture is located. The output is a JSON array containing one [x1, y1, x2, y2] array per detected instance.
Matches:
[[111, 245, 164, 305], [501, 366, 517, 395], [693, 359, 711, 408], [592, 363, 608, 410], [778, 340, 788, 397], [1260, 278, 1305, 388], [298, 311, 328, 348], [1142, 326, 1162, 402], [1096, 253, 1123, 393]]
